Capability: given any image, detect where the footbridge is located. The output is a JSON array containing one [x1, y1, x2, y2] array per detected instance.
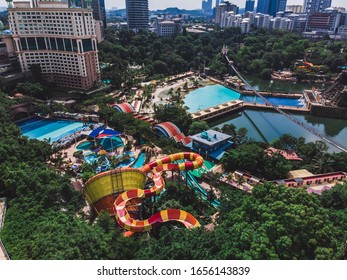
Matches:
[[222, 46, 347, 153]]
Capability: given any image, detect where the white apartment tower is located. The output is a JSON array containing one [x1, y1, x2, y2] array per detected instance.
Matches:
[[8, 0, 100, 90]]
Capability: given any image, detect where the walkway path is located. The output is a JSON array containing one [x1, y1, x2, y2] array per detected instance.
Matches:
[[0, 198, 10, 260], [0, 239, 9, 260]]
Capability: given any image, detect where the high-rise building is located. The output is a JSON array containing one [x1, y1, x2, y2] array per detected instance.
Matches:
[[303, 0, 332, 14], [75, 0, 106, 41], [256, 0, 287, 16], [74, 0, 106, 29], [92, 0, 106, 30], [126, 0, 149, 31], [305, 10, 341, 33], [215, 0, 222, 8], [245, 0, 255, 12], [156, 19, 183, 37], [254, 13, 272, 29], [286, 5, 304, 13], [202, 0, 213, 14], [256, 0, 269, 15], [215, 1, 239, 25], [8, 0, 100, 90]]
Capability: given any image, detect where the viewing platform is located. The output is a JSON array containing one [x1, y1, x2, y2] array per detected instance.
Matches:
[[241, 90, 303, 99], [191, 100, 309, 121], [243, 102, 310, 113], [191, 100, 244, 121]]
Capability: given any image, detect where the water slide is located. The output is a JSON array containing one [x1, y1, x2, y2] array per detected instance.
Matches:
[[182, 168, 220, 208], [113, 152, 204, 232]]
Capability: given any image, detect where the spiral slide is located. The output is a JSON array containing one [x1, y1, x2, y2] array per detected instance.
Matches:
[[113, 152, 204, 232]]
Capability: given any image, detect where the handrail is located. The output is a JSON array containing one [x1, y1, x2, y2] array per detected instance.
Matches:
[[0, 238, 10, 260]]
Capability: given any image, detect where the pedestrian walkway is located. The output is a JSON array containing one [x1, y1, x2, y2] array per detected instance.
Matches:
[[0, 239, 9, 260], [0, 198, 10, 260]]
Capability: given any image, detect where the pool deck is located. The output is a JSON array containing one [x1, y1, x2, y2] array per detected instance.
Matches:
[[243, 102, 310, 113], [241, 90, 303, 98], [208, 76, 304, 98], [191, 100, 244, 121], [192, 100, 309, 121]]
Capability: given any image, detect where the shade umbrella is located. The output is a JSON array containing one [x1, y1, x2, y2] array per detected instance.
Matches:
[[89, 126, 105, 138], [96, 128, 121, 139]]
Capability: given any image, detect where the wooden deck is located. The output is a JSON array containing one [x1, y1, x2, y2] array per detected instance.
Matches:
[[191, 100, 309, 121], [243, 102, 310, 113]]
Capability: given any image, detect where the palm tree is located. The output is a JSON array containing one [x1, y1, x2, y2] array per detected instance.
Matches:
[[312, 153, 334, 174], [140, 144, 154, 164], [207, 188, 216, 207]]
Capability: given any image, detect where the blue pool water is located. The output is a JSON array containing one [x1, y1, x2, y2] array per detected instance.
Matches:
[[184, 84, 305, 112], [17, 116, 85, 142], [84, 153, 97, 165], [132, 152, 147, 168], [184, 84, 241, 113], [116, 157, 135, 168], [240, 95, 304, 107]]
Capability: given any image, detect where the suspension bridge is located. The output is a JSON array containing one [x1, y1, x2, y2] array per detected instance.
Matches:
[[221, 45, 347, 153]]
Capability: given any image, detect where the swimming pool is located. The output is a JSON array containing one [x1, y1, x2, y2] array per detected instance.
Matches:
[[184, 84, 305, 112], [240, 95, 305, 107], [84, 153, 98, 165], [116, 157, 135, 168], [184, 84, 241, 113], [17, 116, 85, 142], [132, 152, 147, 168]]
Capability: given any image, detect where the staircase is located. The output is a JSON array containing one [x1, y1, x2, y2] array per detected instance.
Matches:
[[111, 169, 124, 195]]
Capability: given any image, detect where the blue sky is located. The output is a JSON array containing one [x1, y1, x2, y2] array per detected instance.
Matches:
[[0, 0, 345, 10]]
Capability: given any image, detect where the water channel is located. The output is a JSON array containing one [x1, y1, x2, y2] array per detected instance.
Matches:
[[184, 77, 347, 152]]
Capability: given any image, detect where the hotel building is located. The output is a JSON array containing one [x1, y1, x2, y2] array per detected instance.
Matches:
[[8, 0, 100, 90]]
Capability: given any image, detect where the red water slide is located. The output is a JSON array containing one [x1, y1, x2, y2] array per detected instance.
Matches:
[[113, 152, 204, 232]]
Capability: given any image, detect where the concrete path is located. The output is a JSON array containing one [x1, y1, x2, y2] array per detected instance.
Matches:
[[0, 199, 10, 260]]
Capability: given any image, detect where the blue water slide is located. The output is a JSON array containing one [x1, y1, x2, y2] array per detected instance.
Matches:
[[178, 164, 220, 208]]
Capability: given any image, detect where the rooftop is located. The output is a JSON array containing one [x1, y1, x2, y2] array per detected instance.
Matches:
[[265, 147, 303, 161], [190, 129, 231, 146], [288, 169, 314, 179]]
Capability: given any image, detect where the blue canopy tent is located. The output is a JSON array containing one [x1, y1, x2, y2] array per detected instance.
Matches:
[[96, 128, 122, 138], [89, 127, 105, 138], [89, 127, 121, 138]]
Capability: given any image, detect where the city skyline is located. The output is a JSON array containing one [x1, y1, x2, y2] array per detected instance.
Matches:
[[109, 0, 346, 10], [0, 0, 346, 11]]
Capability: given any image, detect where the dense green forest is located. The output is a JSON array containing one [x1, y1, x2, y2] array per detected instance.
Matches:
[[99, 28, 347, 85], [1, 93, 347, 260], [1, 23, 347, 261], [220, 132, 347, 180]]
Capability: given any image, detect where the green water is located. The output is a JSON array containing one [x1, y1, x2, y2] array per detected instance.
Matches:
[[210, 109, 347, 152], [244, 74, 325, 93]]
